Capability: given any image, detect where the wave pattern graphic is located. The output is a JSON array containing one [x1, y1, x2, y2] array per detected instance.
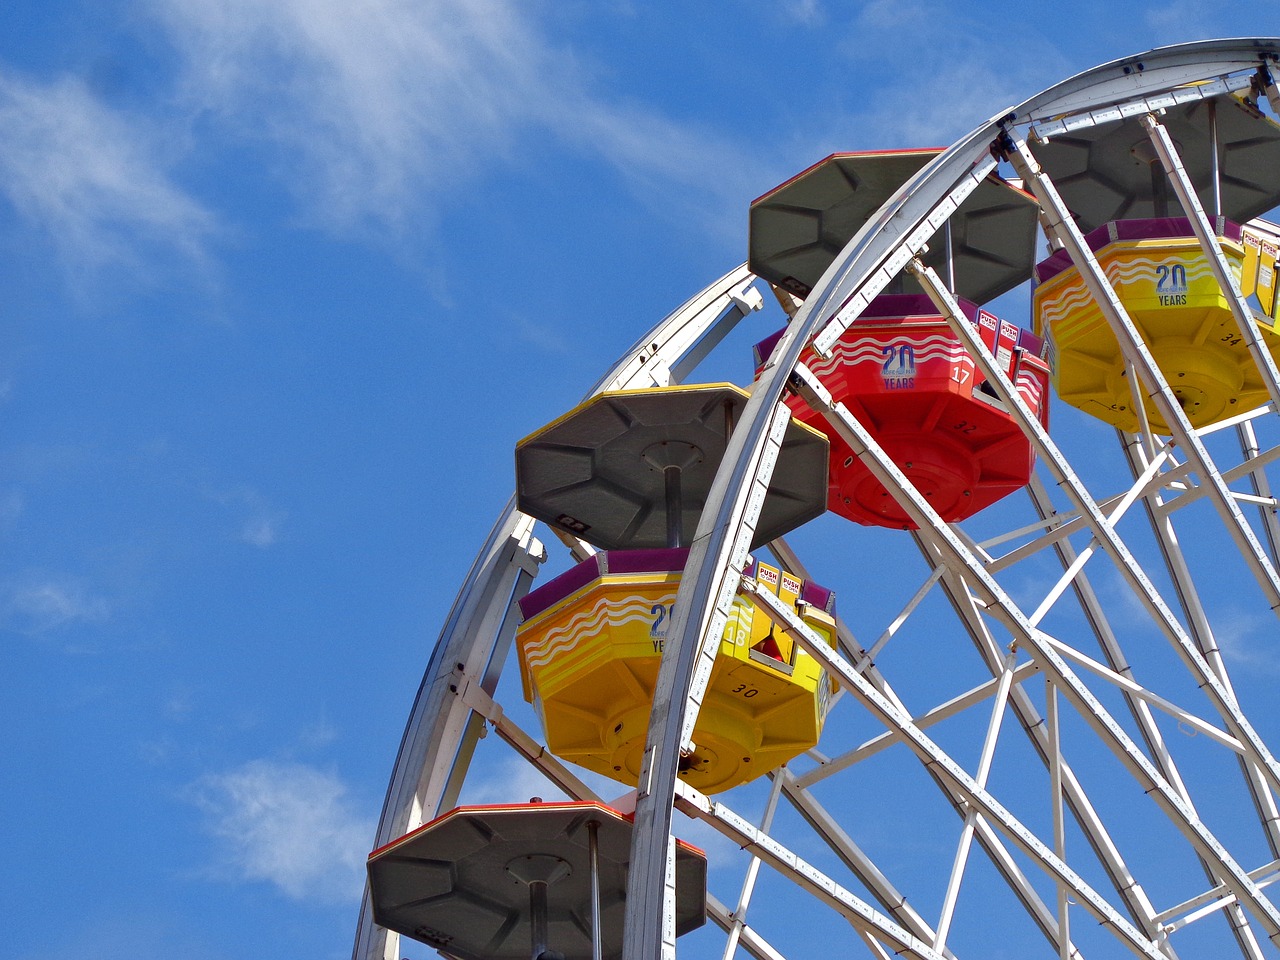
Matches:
[[523, 593, 674, 668], [808, 334, 970, 378], [1016, 370, 1045, 408], [1039, 256, 1227, 328], [808, 331, 1069, 398], [1038, 282, 1098, 328]]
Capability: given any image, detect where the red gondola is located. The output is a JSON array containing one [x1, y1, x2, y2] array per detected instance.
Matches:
[[756, 294, 1050, 529]]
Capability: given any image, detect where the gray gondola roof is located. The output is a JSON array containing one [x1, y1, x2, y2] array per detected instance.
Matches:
[[1029, 92, 1280, 231], [749, 148, 1040, 305]]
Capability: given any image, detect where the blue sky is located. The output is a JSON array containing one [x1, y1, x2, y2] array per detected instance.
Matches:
[[4, 4, 1280, 960]]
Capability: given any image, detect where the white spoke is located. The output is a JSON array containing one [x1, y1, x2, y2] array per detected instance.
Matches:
[[361, 43, 1280, 960]]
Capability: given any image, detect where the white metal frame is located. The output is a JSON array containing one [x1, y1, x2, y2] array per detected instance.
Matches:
[[355, 39, 1280, 960]]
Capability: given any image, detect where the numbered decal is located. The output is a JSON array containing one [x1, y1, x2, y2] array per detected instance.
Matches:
[[880, 343, 916, 390], [1155, 262, 1188, 306], [650, 602, 674, 651]]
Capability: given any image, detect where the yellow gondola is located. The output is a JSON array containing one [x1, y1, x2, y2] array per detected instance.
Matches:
[[515, 548, 837, 794], [1034, 218, 1280, 433], [511, 383, 835, 793]]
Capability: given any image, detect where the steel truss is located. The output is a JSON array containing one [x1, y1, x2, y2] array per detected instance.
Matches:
[[355, 39, 1280, 960]]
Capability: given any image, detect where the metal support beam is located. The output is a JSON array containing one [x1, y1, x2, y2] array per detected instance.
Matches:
[[1003, 132, 1280, 614], [790, 361, 1280, 945], [1140, 113, 1280, 409], [674, 782, 955, 960], [355, 263, 768, 960], [906, 253, 1280, 801], [741, 577, 1172, 958]]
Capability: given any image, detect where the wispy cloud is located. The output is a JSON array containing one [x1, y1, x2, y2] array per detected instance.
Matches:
[[3, 574, 114, 634], [782, 0, 825, 25], [816, 2, 1072, 150], [509, 314, 571, 354], [1142, 2, 1225, 47], [1214, 608, 1280, 675], [191, 758, 372, 903], [240, 516, 280, 548], [152, 0, 758, 235], [205, 485, 286, 548], [0, 66, 216, 276], [459, 755, 583, 806], [855, 0, 933, 30]]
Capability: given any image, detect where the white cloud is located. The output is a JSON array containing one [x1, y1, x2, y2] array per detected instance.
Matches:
[[239, 500, 285, 548], [855, 0, 932, 30], [0, 66, 216, 274], [156, 0, 529, 228], [1142, 3, 1225, 47], [205, 485, 286, 548], [151, 0, 757, 234], [4, 575, 114, 633], [1214, 608, 1280, 675], [819, 2, 1072, 150], [192, 758, 373, 903], [509, 314, 571, 354], [240, 513, 282, 548], [845, 63, 1024, 149], [783, 0, 825, 25]]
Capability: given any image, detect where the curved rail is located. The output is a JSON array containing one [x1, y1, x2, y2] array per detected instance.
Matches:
[[353, 38, 1280, 960], [352, 263, 765, 960], [622, 38, 1280, 960]]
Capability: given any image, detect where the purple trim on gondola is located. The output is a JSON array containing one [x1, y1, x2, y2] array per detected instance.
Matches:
[[518, 548, 691, 620], [857, 293, 979, 321], [1035, 217, 1244, 282], [753, 293, 1014, 374], [753, 294, 990, 369], [519, 555, 601, 619], [1018, 327, 1045, 357], [753, 328, 786, 369], [606, 547, 690, 574], [519, 548, 837, 624], [801, 581, 836, 615]]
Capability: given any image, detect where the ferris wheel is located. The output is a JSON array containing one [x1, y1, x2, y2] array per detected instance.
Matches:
[[353, 39, 1280, 960]]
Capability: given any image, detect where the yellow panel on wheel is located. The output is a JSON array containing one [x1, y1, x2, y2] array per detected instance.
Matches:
[[516, 548, 837, 794], [1258, 240, 1279, 318], [1034, 218, 1280, 433]]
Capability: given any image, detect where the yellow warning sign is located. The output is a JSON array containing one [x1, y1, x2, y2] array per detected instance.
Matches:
[[1257, 241, 1278, 318], [1241, 230, 1262, 299]]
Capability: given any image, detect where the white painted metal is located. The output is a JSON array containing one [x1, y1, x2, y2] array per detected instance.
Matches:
[[741, 577, 1169, 958], [934, 654, 1017, 952], [1005, 134, 1280, 614], [358, 39, 1280, 960], [352, 263, 765, 960], [1139, 114, 1280, 410], [719, 774, 784, 960], [906, 255, 1280, 798], [795, 362, 1279, 947], [673, 780, 955, 960]]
